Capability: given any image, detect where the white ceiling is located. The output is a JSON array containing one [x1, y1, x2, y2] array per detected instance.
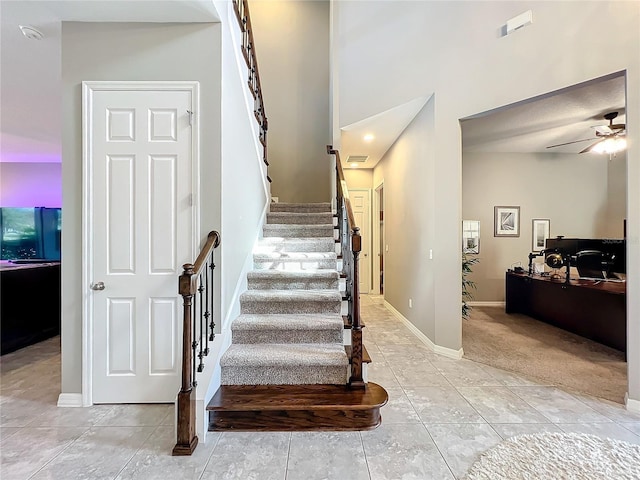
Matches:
[[0, 0, 220, 163], [461, 73, 626, 155], [341, 72, 626, 171], [340, 96, 429, 169], [0, 2, 627, 166]]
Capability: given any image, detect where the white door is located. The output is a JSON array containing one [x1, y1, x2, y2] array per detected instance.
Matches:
[[84, 82, 197, 403], [350, 189, 371, 294]]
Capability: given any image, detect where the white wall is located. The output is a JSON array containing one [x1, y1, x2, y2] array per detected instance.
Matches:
[[462, 151, 626, 302], [61, 21, 222, 394], [344, 168, 372, 190], [250, 0, 331, 202], [218, 1, 271, 330], [373, 97, 437, 342], [336, 0, 640, 404], [0, 162, 62, 207]]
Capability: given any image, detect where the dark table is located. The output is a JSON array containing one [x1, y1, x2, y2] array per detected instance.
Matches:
[[505, 270, 626, 353]]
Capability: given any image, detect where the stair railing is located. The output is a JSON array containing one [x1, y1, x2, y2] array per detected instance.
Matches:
[[327, 146, 364, 388], [173, 230, 221, 456], [232, 0, 271, 183]]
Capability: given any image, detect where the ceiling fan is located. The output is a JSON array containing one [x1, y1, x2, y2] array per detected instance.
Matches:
[[546, 111, 627, 154]]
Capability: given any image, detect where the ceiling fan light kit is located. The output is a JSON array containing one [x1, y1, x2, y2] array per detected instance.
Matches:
[[547, 111, 627, 155], [590, 137, 627, 155]]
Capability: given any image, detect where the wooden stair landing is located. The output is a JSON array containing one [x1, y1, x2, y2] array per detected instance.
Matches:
[[207, 382, 388, 432]]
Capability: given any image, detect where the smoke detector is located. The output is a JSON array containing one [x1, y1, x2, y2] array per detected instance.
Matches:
[[19, 25, 44, 41]]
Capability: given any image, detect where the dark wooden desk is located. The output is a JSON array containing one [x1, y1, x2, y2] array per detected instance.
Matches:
[[505, 270, 626, 353]]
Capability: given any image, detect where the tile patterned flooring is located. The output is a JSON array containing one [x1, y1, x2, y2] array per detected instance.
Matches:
[[1, 295, 639, 479]]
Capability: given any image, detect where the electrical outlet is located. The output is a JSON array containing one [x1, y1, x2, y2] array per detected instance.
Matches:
[[409, 298, 413, 308], [429, 249, 433, 259], [385, 244, 389, 252]]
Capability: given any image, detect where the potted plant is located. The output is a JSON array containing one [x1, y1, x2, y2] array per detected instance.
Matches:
[[462, 252, 479, 319]]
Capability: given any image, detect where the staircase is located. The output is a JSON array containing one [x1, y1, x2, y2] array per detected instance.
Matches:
[[207, 202, 387, 431]]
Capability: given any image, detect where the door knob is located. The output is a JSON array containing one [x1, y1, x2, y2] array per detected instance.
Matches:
[[90, 281, 105, 291]]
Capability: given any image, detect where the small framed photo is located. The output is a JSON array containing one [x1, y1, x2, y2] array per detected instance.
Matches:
[[462, 220, 480, 254], [494, 206, 520, 237], [532, 219, 550, 252]]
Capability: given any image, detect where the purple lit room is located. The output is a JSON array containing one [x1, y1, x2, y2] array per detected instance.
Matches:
[[0, 146, 62, 354]]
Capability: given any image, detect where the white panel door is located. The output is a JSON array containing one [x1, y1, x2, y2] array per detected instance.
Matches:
[[350, 189, 371, 294], [88, 87, 194, 403]]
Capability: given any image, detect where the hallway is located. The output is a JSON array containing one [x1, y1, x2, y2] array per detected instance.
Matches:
[[1, 296, 639, 479]]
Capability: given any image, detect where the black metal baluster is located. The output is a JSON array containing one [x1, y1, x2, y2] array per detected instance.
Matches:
[[203, 258, 210, 355], [197, 274, 205, 372], [209, 252, 216, 342], [191, 292, 198, 387]]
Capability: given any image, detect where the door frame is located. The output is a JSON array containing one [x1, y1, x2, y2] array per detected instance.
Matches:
[[372, 181, 384, 295], [81, 81, 200, 406]]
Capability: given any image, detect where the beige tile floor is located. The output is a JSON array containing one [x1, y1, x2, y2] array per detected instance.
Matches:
[[1, 295, 639, 479]]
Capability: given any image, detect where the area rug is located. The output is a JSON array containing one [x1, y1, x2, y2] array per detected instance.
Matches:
[[463, 433, 640, 480], [463, 306, 627, 403]]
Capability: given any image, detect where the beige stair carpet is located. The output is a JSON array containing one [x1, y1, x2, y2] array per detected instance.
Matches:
[[220, 202, 349, 386]]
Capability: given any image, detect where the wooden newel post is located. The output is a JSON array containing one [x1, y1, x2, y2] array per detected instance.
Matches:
[[349, 229, 365, 388], [173, 263, 199, 455]]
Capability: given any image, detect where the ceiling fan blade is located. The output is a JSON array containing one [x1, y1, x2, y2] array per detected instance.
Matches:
[[546, 138, 595, 149], [579, 139, 603, 154]]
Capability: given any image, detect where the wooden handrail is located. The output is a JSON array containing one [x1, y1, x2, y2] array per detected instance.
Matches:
[[327, 146, 364, 388], [173, 230, 220, 456], [232, 0, 270, 175]]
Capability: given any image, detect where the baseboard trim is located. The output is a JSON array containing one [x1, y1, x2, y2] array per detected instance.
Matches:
[[625, 394, 640, 414], [57, 393, 83, 407], [383, 301, 463, 360], [467, 301, 505, 307]]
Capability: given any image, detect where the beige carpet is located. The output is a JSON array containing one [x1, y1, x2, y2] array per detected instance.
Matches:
[[463, 306, 627, 404], [463, 433, 640, 480]]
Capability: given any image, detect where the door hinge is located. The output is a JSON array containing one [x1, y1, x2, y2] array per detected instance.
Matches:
[[187, 110, 194, 126], [188, 193, 194, 206]]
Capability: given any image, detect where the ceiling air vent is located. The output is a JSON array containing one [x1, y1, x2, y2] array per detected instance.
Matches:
[[346, 155, 369, 163]]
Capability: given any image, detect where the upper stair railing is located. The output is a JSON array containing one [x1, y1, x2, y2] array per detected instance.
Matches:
[[173, 230, 221, 456], [232, 0, 271, 183], [327, 146, 364, 388]]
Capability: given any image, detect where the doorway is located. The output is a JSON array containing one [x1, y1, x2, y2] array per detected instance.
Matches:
[[350, 189, 371, 293], [460, 72, 628, 403], [373, 182, 384, 295]]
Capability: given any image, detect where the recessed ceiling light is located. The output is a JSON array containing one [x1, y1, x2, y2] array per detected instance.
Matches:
[[19, 25, 44, 41], [363, 133, 374, 142], [350, 163, 359, 168]]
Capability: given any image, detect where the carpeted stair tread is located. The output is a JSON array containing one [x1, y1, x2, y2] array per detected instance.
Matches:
[[269, 202, 331, 213], [232, 313, 343, 331], [247, 270, 339, 290], [267, 212, 334, 225], [253, 252, 337, 261], [240, 289, 342, 303], [253, 252, 337, 271], [221, 343, 348, 367], [254, 237, 335, 253], [240, 289, 342, 315], [231, 314, 344, 344], [220, 344, 349, 385], [263, 224, 333, 238]]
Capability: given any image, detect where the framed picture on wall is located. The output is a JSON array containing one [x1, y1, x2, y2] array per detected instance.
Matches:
[[462, 220, 480, 254], [532, 218, 550, 252], [494, 206, 520, 237]]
